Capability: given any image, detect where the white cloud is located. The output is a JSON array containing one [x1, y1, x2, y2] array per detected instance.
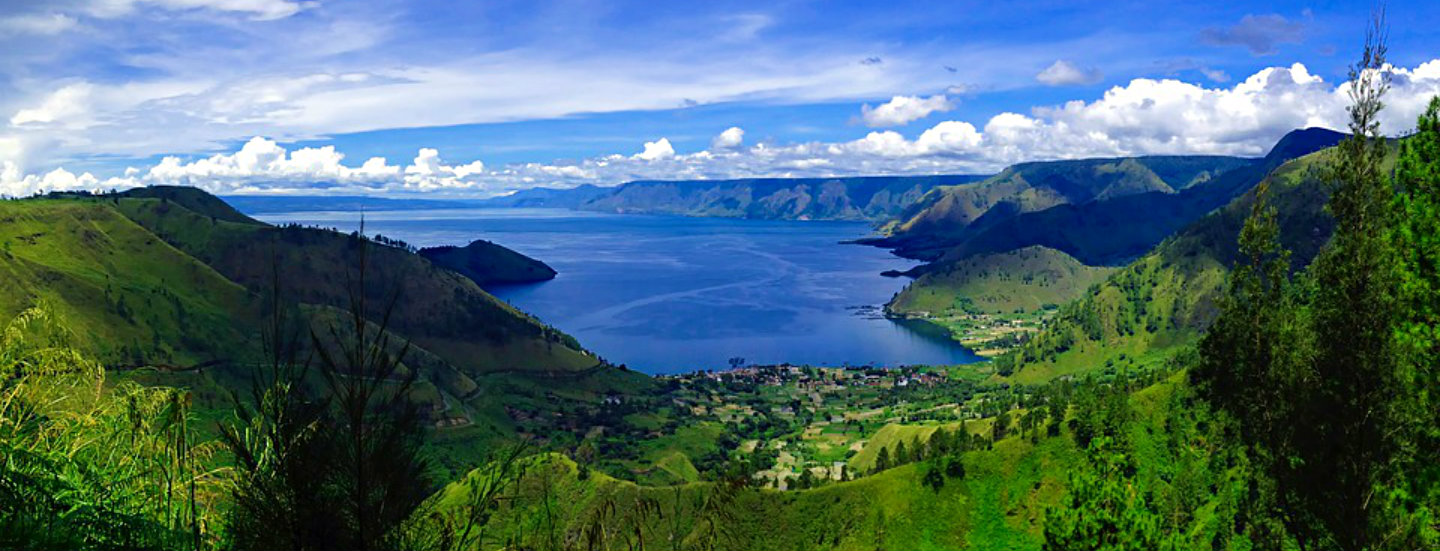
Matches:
[[5, 60, 1440, 199], [0, 161, 136, 198], [82, 0, 315, 20], [10, 83, 94, 126], [0, 13, 79, 35], [634, 138, 676, 161], [860, 94, 954, 127], [1036, 60, 1104, 86], [711, 127, 745, 150]]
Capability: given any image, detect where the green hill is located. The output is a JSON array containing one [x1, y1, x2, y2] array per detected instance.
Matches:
[[422, 437, 1074, 550], [0, 189, 652, 476], [998, 144, 1376, 384], [118, 185, 263, 225], [923, 128, 1347, 266], [106, 189, 595, 377], [413, 370, 1230, 551], [870, 130, 1342, 265], [888, 246, 1115, 318], [420, 239, 557, 287], [0, 199, 255, 367], [873, 156, 1252, 260]]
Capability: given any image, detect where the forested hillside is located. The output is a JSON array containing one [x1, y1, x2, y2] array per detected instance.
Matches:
[[996, 146, 1359, 383], [871, 155, 1253, 260]]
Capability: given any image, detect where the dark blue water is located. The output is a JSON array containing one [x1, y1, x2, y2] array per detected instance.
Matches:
[[253, 208, 981, 374]]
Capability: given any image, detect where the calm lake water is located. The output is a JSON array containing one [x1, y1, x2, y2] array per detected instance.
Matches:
[[251, 208, 982, 374]]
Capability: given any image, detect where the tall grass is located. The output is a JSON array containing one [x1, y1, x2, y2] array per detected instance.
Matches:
[[0, 303, 221, 550]]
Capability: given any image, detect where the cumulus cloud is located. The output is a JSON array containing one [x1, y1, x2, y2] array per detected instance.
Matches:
[[138, 136, 508, 193], [0, 161, 135, 198], [1201, 14, 1305, 56], [5, 60, 1440, 199], [712, 127, 745, 150], [1036, 60, 1104, 86], [860, 95, 955, 127], [10, 83, 93, 126], [634, 138, 676, 161]]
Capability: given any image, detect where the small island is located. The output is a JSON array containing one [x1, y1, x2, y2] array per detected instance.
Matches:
[[419, 239, 558, 287]]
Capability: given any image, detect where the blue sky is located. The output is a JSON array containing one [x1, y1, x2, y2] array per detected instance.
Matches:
[[1, 0, 1439, 196]]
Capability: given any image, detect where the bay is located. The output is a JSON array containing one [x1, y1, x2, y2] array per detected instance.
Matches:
[[252, 207, 982, 374]]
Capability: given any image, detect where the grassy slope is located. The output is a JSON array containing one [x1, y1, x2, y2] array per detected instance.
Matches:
[[1001, 148, 1355, 384], [0, 190, 653, 479], [0, 199, 255, 367], [428, 371, 1220, 551], [109, 192, 597, 377], [888, 246, 1115, 317], [845, 419, 995, 474], [431, 439, 1074, 551]]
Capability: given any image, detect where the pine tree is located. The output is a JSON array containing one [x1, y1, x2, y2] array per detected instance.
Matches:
[[1196, 14, 1440, 549], [1302, 17, 1405, 549], [1043, 437, 1160, 551], [1384, 95, 1440, 548]]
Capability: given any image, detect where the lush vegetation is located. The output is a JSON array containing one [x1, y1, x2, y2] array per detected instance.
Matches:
[[2, 22, 1436, 551], [886, 246, 1114, 356]]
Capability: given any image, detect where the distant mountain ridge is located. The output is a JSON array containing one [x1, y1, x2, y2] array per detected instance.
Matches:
[[223, 194, 486, 213], [933, 128, 1348, 266], [477, 184, 614, 209], [223, 177, 989, 222], [578, 175, 987, 221], [866, 128, 1345, 265], [866, 155, 1254, 260]]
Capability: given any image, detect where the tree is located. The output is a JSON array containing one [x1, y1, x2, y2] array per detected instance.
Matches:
[[992, 411, 1010, 442], [1192, 165, 1309, 543], [1043, 437, 1160, 551], [922, 464, 945, 493], [222, 234, 432, 551], [874, 446, 891, 473], [1195, 13, 1440, 549], [220, 277, 335, 551], [944, 456, 966, 480], [795, 468, 816, 490], [1296, 15, 1411, 550], [1384, 95, 1440, 548]]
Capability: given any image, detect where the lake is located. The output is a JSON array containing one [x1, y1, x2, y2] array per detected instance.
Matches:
[[251, 208, 982, 374]]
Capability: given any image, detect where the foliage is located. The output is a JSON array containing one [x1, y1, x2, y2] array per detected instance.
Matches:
[[1042, 437, 1159, 551], [1194, 17, 1440, 549], [0, 304, 221, 550], [221, 239, 434, 551], [1388, 95, 1440, 550]]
